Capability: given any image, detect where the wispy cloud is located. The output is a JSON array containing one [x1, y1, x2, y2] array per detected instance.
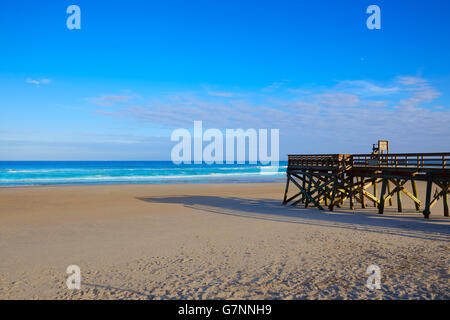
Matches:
[[91, 75, 448, 152], [395, 76, 440, 107], [262, 80, 289, 92], [315, 93, 360, 107], [87, 94, 135, 106], [26, 78, 51, 87], [399, 87, 441, 107], [95, 76, 445, 127], [396, 76, 427, 86], [287, 88, 311, 94], [207, 91, 234, 97], [335, 80, 399, 97]]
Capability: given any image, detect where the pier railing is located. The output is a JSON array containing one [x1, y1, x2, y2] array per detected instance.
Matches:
[[287, 154, 352, 169], [351, 153, 450, 169], [288, 153, 450, 170]]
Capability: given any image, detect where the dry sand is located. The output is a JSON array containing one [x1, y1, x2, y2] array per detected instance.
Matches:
[[0, 182, 448, 299]]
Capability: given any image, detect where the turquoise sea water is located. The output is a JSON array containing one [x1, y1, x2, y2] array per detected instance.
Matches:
[[0, 161, 287, 187]]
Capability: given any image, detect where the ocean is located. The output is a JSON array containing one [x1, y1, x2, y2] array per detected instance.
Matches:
[[0, 161, 288, 187]]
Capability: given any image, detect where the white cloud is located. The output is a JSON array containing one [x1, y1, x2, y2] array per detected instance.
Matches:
[[315, 93, 360, 107], [362, 100, 389, 108], [262, 80, 289, 92], [87, 94, 135, 106], [26, 78, 40, 85], [396, 76, 427, 86], [93, 76, 448, 152], [26, 78, 52, 87], [399, 87, 440, 106], [207, 91, 234, 97], [335, 80, 399, 96], [286, 88, 311, 94]]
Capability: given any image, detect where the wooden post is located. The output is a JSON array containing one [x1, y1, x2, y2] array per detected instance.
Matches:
[[378, 178, 387, 214], [328, 172, 338, 211], [387, 179, 393, 206], [349, 174, 354, 210], [360, 177, 365, 209], [282, 173, 290, 204], [396, 179, 403, 213], [304, 174, 311, 208], [328, 176, 338, 211], [411, 180, 420, 211], [443, 183, 449, 217], [301, 173, 306, 203], [423, 176, 433, 219], [373, 178, 378, 207]]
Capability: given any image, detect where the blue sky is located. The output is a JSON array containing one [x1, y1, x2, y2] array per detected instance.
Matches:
[[1, 0, 449, 160]]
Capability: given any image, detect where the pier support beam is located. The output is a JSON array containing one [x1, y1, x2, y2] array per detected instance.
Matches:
[[443, 183, 449, 217], [411, 180, 420, 211], [349, 175, 354, 210], [328, 176, 338, 211], [423, 176, 433, 219], [387, 179, 393, 206], [282, 173, 290, 204], [396, 179, 403, 213], [373, 178, 378, 207], [378, 178, 387, 214]]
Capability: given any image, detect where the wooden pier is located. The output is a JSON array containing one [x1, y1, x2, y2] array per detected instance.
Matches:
[[282, 152, 450, 218]]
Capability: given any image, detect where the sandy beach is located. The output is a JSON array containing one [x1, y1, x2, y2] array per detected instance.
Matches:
[[0, 182, 448, 299]]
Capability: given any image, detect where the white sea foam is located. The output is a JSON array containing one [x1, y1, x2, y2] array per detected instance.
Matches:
[[0, 171, 284, 184], [2, 166, 286, 174]]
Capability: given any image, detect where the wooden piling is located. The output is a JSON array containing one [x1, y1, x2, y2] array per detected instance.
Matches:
[[396, 179, 403, 213], [282, 173, 290, 204], [411, 180, 420, 211], [378, 178, 387, 214], [328, 176, 338, 211], [423, 176, 433, 219], [301, 174, 306, 204], [387, 179, 393, 206], [359, 177, 365, 209], [443, 183, 449, 217], [373, 178, 378, 207], [349, 174, 354, 210], [304, 174, 311, 208]]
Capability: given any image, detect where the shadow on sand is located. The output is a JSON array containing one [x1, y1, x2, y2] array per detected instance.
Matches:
[[136, 195, 450, 242]]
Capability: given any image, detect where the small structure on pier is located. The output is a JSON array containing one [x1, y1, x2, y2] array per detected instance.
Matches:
[[372, 140, 389, 155], [282, 142, 449, 219]]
